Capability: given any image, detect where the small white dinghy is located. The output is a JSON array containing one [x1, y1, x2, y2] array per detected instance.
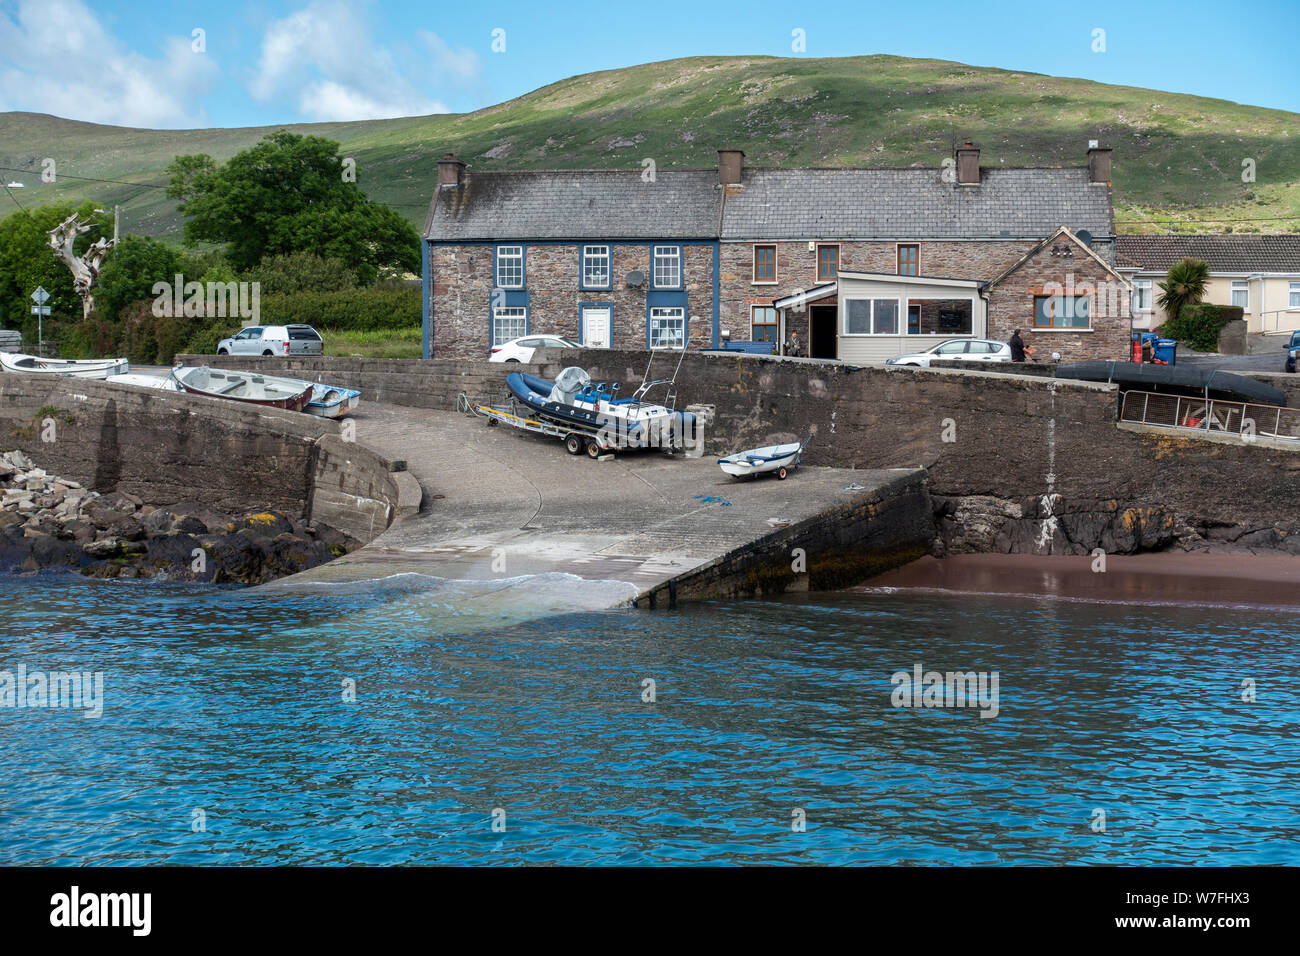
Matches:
[[279, 378, 361, 418], [0, 351, 128, 379], [105, 373, 182, 391], [718, 437, 810, 480]]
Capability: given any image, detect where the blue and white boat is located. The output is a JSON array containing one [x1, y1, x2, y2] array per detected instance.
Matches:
[[718, 438, 809, 480], [281, 379, 361, 418], [504, 365, 695, 450]]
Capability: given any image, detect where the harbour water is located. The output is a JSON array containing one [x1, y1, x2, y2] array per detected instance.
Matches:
[[1, 572, 1296, 865]]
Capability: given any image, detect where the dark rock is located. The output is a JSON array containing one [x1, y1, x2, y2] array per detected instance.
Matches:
[[172, 515, 207, 535], [145, 532, 203, 577], [27, 534, 83, 569], [83, 538, 124, 559], [233, 511, 296, 540], [95, 491, 139, 514]]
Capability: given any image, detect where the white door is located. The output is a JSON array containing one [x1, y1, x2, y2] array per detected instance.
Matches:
[[582, 308, 610, 348]]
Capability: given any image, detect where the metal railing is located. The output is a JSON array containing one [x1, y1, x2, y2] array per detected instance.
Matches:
[[1119, 390, 1300, 443]]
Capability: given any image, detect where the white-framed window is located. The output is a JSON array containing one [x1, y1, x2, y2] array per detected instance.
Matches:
[[496, 245, 524, 288], [1231, 280, 1248, 309], [843, 298, 900, 335], [582, 244, 610, 288], [1034, 295, 1091, 329], [648, 306, 685, 348], [653, 245, 681, 288], [1132, 279, 1152, 312], [1289, 281, 1300, 309], [492, 306, 527, 344]]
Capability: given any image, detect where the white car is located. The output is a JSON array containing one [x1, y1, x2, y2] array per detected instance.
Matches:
[[885, 338, 1012, 367], [217, 325, 323, 356], [489, 335, 581, 362]]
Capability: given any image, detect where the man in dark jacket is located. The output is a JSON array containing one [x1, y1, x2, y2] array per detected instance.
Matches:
[[1009, 329, 1027, 363]]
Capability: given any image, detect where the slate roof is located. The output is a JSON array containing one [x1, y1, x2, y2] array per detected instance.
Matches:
[[1114, 235, 1300, 273], [424, 169, 721, 241], [721, 167, 1111, 240], [424, 164, 1114, 242]]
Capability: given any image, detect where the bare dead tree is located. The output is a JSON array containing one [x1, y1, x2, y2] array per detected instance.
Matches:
[[48, 214, 116, 318]]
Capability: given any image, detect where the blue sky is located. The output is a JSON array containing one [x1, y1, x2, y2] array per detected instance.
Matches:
[[1, 0, 1297, 128]]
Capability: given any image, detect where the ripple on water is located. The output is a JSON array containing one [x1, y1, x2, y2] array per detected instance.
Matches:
[[0, 576, 1296, 865]]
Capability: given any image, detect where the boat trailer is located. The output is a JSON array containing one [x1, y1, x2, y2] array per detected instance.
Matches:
[[458, 394, 623, 458]]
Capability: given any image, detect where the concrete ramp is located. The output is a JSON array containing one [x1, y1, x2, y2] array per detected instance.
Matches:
[[276, 405, 934, 606]]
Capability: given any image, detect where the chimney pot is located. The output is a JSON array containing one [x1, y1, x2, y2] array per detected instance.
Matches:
[[717, 149, 745, 186], [1087, 144, 1112, 184], [437, 152, 465, 188], [955, 142, 980, 186]]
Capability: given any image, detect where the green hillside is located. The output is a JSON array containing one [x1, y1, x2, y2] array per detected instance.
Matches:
[[3, 54, 1298, 238]]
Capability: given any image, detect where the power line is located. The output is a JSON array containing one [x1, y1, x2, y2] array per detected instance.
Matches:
[[2, 182, 23, 211], [0, 166, 169, 190]]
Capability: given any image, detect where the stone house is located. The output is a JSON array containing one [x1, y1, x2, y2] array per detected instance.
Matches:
[[423, 143, 1127, 362], [1114, 234, 1300, 336]]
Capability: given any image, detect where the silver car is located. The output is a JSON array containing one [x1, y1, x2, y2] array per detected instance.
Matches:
[[885, 338, 1012, 367], [217, 325, 323, 356]]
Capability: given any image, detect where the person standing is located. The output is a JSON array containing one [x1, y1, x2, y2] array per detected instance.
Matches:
[[1009, 329, 1032, 363]]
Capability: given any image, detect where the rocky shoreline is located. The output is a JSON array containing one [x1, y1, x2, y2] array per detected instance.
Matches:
[[0, 450, 359, 583]]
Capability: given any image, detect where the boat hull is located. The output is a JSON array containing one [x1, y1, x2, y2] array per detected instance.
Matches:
[[174, 366, 314, 412], [0, 352, 128, 379], [504, 370, 694, 447], [278, 379, 361, 418], [1056, 362, 1287, 407], [718, 442, 803, 477]]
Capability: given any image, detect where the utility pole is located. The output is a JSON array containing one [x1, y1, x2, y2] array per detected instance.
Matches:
[[113, 205, 119, 243]]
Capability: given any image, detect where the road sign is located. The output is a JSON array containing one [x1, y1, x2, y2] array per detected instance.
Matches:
[[31, 305, 51, 316], [31, 286, 49, 305]]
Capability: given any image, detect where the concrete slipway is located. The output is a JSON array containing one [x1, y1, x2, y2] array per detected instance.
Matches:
[[273, 404, 935, 607]]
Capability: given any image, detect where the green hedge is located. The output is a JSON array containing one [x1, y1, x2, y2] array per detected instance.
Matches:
[[1158, 303, 1244, 352], [256, 286, 420, 332]]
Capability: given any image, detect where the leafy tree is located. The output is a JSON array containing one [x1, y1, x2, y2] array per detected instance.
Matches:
[[165, 131, 419, 280], [94, 235, 181, 323], [0, 201, 113, 330], [245, 251, 358, 295], [1156, 258, 1210, 323]]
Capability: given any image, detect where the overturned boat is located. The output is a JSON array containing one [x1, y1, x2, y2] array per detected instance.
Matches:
[[504, 365, 696, 450], [1056, 362, 1287, 407], [0, 351, 128, 379], [106, 373, 182, 391], [173, 366, 313, 412]]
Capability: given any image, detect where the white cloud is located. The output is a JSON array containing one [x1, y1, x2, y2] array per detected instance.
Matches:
[[0, 0, 217, 128], [249, 1, 473, 122]]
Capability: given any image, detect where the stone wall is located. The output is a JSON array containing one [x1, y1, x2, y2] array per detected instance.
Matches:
[[190, 351, 1300, 554], [0, 374, 417, 544]]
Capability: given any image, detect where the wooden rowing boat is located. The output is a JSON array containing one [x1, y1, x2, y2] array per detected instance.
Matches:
[[173, 365, 313, 412]]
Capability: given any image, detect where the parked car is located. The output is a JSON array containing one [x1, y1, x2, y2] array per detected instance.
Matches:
[[217, 325, 323, 356], [490, 335, 581, 363], [1285, 331, 1299, 373], [885, 338, 1012, 367]]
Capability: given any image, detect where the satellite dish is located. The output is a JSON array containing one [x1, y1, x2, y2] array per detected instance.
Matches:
[[626, 270, 645, 287], [1076, 229, 1093, 246]]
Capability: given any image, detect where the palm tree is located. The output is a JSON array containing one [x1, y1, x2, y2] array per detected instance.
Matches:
[[1156, 258, 1210, 323]]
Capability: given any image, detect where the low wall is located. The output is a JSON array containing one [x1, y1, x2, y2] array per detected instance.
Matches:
[[188, 350, 1300, 554], [0, 374, 418, 544]]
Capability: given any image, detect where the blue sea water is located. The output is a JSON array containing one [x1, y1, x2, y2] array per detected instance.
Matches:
[[0, 572, 1296, 865]]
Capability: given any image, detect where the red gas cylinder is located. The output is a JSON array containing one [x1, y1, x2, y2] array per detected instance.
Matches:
[[1131, 337, 1143, 363]]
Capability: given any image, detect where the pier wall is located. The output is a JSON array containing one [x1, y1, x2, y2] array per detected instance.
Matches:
[[187, 352, 1300, 555], [0, 374, 417, 544]]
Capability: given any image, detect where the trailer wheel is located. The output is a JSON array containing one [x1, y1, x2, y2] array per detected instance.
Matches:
[[486, 417, 498, 427], [564, 434, 584, 455], [777, 467, 788, 480], [585, 438, 602, 459]]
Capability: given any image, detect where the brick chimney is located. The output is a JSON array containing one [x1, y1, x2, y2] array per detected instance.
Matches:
[[437, 152, 465, 189], [955, 142, 980, 186], [718, 149, 745, 186], [1087, 141, 1112, 184]]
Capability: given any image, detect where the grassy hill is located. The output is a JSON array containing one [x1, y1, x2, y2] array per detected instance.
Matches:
[[3, 54, 1298, 238]]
